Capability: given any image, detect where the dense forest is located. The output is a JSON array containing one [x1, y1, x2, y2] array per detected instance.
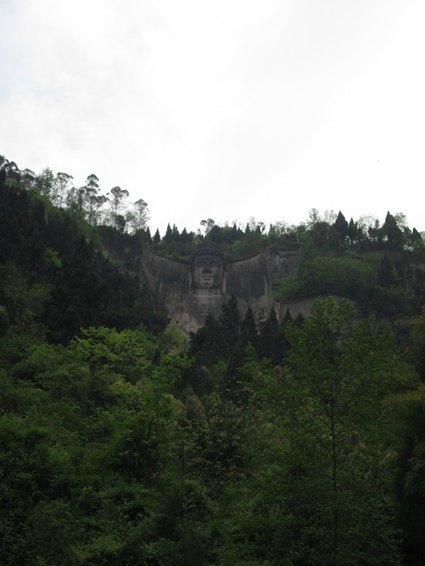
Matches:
[[1, 155, 425, 565]]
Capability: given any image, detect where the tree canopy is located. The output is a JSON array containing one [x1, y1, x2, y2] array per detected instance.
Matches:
[[1, 155, 425, 564]]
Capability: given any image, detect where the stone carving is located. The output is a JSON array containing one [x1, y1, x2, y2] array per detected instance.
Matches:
[[139, 243, 301, 332], [191, 250, 224, 290]]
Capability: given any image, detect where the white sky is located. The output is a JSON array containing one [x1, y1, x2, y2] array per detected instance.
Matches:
[[1, 0, 425, 234]]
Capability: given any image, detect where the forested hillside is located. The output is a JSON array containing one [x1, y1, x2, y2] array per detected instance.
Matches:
[[1, 156, 425, 565]]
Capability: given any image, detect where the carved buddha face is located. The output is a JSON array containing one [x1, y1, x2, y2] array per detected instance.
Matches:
[[192, 253, 223, 289]]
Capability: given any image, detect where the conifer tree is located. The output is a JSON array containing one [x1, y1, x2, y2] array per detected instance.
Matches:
[[163, 223, 173, 243], [333, 211, 348, 239], [256, 308, 284, 365], [189, 314, 224, 366], [382, 211, 404, 249], [219, 296, 241, 355], [153, 229, 161, 247], [241, 307, 257, 346]]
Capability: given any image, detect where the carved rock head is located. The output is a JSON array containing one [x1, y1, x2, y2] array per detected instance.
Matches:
[[191, 244, 224, 289]]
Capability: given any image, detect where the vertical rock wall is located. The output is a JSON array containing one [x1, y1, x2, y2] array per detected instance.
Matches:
[[139, 246, 300, 332]]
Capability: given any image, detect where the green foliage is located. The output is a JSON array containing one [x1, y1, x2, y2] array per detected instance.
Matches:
[[256, 308, 285, 365], [3, 155, 425, 564], [0, 293, 423, 565], [275, 254, 376, 300], [391, 308, 425, 563], [34, 167, 55, 200], [0, 325, 188, 565], [240, 299, 413, 564]]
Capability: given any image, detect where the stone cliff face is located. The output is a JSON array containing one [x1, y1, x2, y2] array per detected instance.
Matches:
[[139, 245, 303, 332]]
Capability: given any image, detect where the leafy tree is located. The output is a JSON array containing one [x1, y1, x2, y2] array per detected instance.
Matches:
[[127, 198, 150, 233], [275, 254, 375, 302], [89, 194, 109, 226], [245, 298, 413, 564], [65, 173, 104, 224], [200, 218, 215, 235], [44, 238, 159, 342], [392, 384, 425, 565], [54, 171, 74, 207], [34, 168, 55, 200], [109, 186, 129, 230]]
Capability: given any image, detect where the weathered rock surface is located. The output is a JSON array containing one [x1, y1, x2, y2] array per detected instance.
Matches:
[[139, 244, 303, 332]]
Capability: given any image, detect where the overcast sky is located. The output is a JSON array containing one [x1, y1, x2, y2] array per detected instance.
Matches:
[[1, 1, 424, 234]]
